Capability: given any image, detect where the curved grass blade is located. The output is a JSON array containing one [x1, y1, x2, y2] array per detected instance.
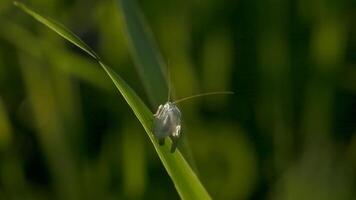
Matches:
[[117, 0, 199, 173], [13, 1, 98, 60], [14, 2, 211, 199], [99, 61, 211, 200], [0, 19, 109, 90], [117, 0, 168, 108]]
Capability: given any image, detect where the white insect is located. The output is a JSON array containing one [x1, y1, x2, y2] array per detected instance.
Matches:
[[153, 91, 233, 153]]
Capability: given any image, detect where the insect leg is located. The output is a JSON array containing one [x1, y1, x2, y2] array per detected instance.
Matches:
[[169, 135, 179, 153]]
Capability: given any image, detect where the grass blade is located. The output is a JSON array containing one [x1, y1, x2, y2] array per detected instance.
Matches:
[[13, 1, 98, 60], [99, 61, 211, 200], [117, 0, 168, 107], [117, 0, 199, 174], [14, 2, 211, 199]]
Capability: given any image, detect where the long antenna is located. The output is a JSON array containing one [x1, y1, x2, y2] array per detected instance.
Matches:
[[173, 91, 234, 104]]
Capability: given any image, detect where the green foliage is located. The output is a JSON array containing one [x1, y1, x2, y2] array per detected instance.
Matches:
[[14, 2, 210, 199], [0, 0, 355, 199], [118, 0, 168, 107]]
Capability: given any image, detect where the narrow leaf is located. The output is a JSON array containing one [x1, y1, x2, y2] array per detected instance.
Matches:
[[117, 0, 168, 108], [13, 1, 99, 60], [14, 2, 211, 199], [99, 63, 211, 200], [117, 0, 199, 173]]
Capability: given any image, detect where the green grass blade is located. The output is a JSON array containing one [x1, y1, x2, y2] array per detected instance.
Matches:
[[13, 1, 98, 60], [117, 0, 199, 174], [14, 2, 211, 199], [117, 0, 168, 107], [100, 61, 211, 199]]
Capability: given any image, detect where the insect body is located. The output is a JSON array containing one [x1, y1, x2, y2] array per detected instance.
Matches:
[[153, 91, 233, 153], [153, 102, 181, 153]]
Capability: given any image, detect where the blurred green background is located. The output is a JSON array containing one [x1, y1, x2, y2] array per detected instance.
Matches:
[[0, 0, 356, 199]]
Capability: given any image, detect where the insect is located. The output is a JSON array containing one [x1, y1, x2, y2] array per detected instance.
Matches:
[[153, 91, 233, 153]]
